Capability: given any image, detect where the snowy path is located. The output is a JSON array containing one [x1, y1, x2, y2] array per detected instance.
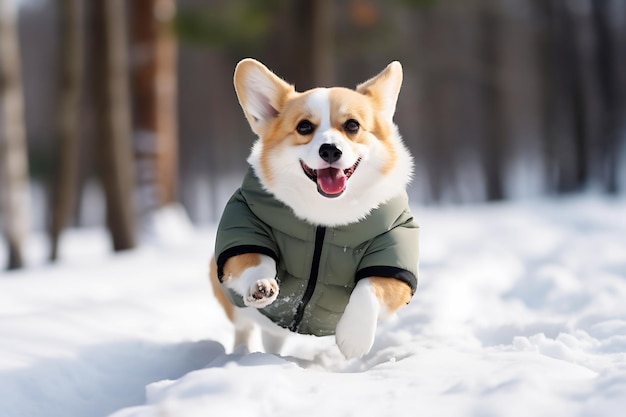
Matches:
[[1, 197, 625, 417]]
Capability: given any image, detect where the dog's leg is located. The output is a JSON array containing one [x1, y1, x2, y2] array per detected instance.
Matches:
[[210, 254, 279, 352], [335, 277, 412, 359], [221, 253, 279, 308], [261, 331, 287, 355], [233, 308, 257, 352]]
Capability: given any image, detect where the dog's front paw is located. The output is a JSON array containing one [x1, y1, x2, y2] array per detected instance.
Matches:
[[336, 309, 377, 359], [244, 278, 279, 308], [335, 279, 380, 359]]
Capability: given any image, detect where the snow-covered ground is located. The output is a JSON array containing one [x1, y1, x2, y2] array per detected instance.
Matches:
[[1, 196, 625, 417]]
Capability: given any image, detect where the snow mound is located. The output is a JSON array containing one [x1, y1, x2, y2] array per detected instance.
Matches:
[[1, 196, 625, 417]]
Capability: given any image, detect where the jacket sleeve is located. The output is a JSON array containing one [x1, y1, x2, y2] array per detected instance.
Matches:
[[214, 188, 279, 283], [355, 209, 419, 295]]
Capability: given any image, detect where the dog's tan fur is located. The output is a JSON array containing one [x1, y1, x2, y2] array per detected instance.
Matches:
[[209, 256, 234, 321], [369, 277, 412, 312], [221, 253, 261, 283]]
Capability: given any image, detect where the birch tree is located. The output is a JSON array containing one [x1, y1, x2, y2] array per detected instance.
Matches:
[[0, 0, 29, 270], [130, 0, 179, 222]]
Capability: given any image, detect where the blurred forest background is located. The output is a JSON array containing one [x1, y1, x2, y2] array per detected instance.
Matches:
[[1, 0, 625, 269]]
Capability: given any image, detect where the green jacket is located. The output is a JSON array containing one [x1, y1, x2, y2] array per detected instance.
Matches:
[[215, 168, 419, 337]]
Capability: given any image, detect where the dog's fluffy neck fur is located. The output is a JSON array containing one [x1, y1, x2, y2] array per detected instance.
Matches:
[[247, 125, 413, 227]]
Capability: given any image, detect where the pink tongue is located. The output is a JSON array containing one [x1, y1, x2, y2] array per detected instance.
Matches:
[[317, 167, 346, 195]]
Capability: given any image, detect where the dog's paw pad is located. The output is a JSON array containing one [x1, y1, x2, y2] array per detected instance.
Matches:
[[244, 278, 279, 308], [252, 280, 275, 299]]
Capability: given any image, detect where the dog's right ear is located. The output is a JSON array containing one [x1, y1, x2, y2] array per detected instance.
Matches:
[[356, 61, 403, 123], [233, 59, 294, 136]]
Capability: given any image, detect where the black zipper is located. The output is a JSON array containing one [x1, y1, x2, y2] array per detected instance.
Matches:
[[289, 226, 326, 332]]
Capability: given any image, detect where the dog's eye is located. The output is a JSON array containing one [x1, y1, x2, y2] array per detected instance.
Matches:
[[344, 119, 360, 133], [296, 120, 314, 135]]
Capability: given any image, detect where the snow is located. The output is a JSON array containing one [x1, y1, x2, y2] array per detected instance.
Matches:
[[1, 195, 626, 417]]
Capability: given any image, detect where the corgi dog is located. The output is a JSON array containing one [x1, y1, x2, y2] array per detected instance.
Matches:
[[209, 58, 419, 359]]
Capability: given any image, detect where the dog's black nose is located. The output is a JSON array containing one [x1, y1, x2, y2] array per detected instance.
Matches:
[[319, 144, 342, 164]]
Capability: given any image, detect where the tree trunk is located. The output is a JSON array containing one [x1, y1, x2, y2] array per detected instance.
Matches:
[[413, 3, 458, 202], [0, 0, 30, 270], [288, 0, 334, 89], [49, 0, 84, 261], [480, 0, 505, 201], [541, 0, 586, 193], [130, 0, 178, 217], [590, 1, 626, 194], [92, 0, 137, 251]]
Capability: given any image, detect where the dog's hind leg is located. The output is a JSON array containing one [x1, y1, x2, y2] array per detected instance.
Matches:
[[233, 308, 257, 353], [211, 257, 257, 352], [233, 307, 289, 354], [209, 256, 235, 321], [261, 330, 286, 355]]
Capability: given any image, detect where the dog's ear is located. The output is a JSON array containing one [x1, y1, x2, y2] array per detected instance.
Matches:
[[234, 59, 294, 136], [356, 61, 403, 122]]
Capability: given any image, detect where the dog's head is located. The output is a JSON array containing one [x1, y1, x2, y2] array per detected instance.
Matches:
[[233, 59, 413, 226]]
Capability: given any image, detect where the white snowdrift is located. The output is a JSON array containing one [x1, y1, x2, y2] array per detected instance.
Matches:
[[1, 196, 625, 417]]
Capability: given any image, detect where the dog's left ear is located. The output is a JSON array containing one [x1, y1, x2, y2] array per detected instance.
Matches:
[[234, 58, 295, 136], [356, 61, 403, 122]]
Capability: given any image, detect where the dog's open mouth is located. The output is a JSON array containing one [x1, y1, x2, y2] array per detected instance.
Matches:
[[300, 158, 361, 198]]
